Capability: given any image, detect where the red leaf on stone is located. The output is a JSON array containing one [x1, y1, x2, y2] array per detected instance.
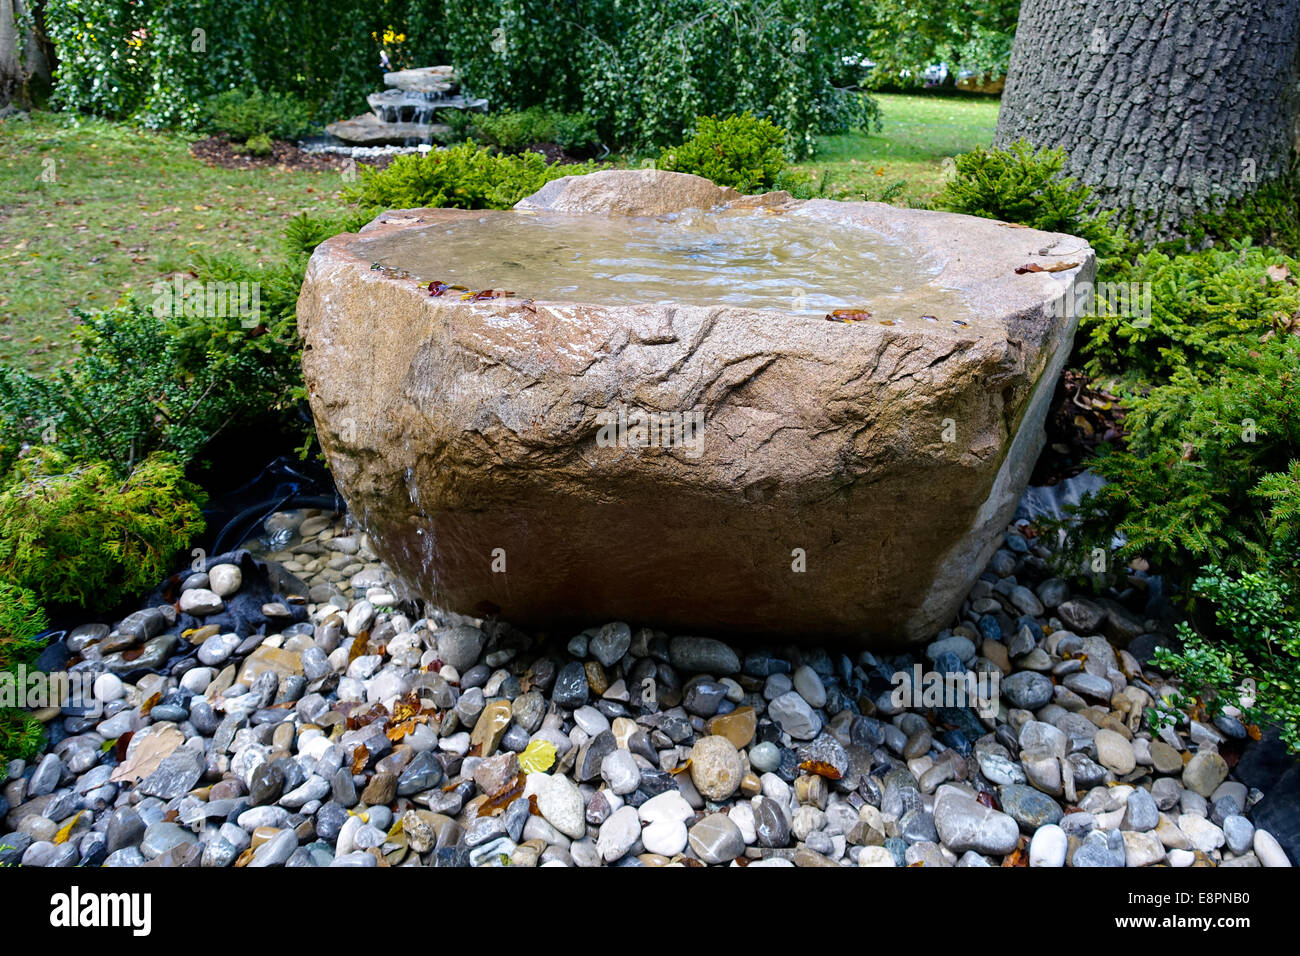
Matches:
[[477, 773, 525, 816]]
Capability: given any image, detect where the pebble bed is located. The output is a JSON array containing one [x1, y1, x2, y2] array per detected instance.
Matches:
[[2, 508, 1294, 868]]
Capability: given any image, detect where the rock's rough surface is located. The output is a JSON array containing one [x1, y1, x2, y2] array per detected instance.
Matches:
[[298, 169, 1096, 644]]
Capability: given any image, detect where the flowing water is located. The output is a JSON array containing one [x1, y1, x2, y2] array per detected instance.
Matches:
[[358, 208, 964, 318]]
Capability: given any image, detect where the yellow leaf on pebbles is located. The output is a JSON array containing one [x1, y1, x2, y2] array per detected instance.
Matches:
[[519, 739, 556, 775], [54, 811, 83, 844]]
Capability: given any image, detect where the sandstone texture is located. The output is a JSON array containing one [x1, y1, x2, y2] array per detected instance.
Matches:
[[298, 169, 1095, 644]]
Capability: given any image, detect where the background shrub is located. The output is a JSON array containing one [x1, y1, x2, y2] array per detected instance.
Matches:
[[938, 140, 1134, 274], [205, 89, 314, 143], [44, 0, 879, 155], [0, 449, 205, 613], [344, 141, 599, 211], [0, 302, 292, 478], [441, 0, 878, 158], [44, 0, 453, 129], [657, 113, 791, 194], [448, 107, 603, 155]]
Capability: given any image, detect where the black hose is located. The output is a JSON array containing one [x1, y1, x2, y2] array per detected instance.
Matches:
[[210, 492, 347, 554]]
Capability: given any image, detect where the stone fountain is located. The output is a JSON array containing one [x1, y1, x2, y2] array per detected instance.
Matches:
[[297, 169, 1095, 645], [325, 65, 488, 146]]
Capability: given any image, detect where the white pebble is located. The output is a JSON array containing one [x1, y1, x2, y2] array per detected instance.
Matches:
[[92, 673, 124, 703], [1254, 828, 1293, 867], [1029, 823, 1067, 867], [208, 563, 242, 597], [179, 667, 214, 694]]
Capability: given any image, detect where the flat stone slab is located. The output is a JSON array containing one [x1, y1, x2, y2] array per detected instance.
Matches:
[[384, 66, 456, 93], [325, 113, 449, 145], [297, 169, 1095, 645]]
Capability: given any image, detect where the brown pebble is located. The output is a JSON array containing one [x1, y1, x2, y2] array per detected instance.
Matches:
[[361, 771, 398, 805]]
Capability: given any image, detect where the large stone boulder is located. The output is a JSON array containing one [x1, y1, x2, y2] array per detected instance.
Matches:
[[297, 169, 1095, 645]]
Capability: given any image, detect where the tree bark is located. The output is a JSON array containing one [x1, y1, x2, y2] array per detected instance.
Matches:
[[0, 0, 53, 109], [995, 0, 1300, 241]]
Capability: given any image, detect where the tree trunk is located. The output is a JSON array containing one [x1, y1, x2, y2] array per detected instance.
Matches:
[[995, 0, 1300, 241], [0, 0, 53, 109]]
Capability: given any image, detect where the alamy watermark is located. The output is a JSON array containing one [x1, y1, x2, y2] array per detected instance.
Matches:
[[0, 666, 101, 717], [890, 664, 1000, 719], [595, 404, 706, 458], [1048, 280, 1153, 326], [152, 277, 261, 327]]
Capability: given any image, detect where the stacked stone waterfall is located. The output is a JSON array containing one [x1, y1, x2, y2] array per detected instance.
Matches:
[[325, 66, 488, 146]]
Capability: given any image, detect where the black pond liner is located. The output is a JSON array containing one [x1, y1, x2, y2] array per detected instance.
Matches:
[[196, 454, 346, 557]]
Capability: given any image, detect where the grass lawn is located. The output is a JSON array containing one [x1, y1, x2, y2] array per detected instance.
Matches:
[[0, 112, 349, 373], [795, 92, 1000, 207], [0, 92, 1000, 374]]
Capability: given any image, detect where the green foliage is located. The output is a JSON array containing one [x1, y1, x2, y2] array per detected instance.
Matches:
[[657, 113, 791, 194], [1161, 174, 1300, 260], [45, 0, 453, 129], [0, 709, 45, 777], [442, 0, 880, 158], [0, 581, 45, 674], [0, 449, 205, 612], [938, 140, 1134, 274], [0, 581, 47, 772], [1148, 565, 1300, 754], [855, 0, 1021, 89], [1064, 337, 1300, 584], [344, 141, 599, 211], [205, 89, 314, 142], [450, 107, 602, 154], [1082, 243, 1300, 383], [46, 0, 878, 155], [280, 210, 375, 260], [0, 302, 290, 478], [233, 133, 274, 156]]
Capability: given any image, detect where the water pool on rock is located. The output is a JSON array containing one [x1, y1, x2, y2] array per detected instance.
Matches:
[[356, 206, 968, 318], [298, 169, 1096, 644]]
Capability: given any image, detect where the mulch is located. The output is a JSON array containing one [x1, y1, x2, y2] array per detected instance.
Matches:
[[189, 136, 396, 172], [1029, 367, 1128, 486], [189, 136, 591, 172]]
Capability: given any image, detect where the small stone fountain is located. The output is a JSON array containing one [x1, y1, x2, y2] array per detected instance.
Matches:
[[297, 169, 1096, 646], [326, 65, 488, 146]]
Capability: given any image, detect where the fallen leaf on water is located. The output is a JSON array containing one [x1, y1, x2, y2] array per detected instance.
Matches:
[[518, 739, 557, 774], [826, 308, 872, 323]]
